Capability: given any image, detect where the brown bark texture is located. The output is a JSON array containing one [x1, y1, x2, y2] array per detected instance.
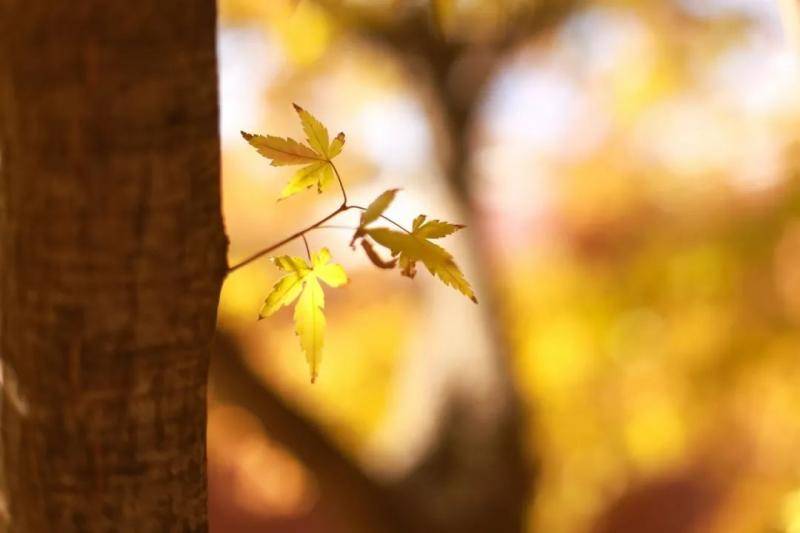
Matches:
[[0, 2, 227, 531]]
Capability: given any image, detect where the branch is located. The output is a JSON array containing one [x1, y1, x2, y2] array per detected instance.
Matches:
[[227, 157, 354, 273], [226, 204, 351, 273], [349, 205, 412, 234]]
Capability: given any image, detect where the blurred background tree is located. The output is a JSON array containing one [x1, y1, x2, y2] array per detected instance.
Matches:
[[211, 1, 800, 532]]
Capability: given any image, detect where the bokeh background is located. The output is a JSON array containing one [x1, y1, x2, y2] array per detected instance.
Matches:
[[208, 1, 800, 532]]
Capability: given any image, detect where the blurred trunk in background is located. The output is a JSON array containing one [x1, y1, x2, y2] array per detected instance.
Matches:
[[321, 3, 580, 531], [0, 1, 227, 531], [212, 3, 581, 532]]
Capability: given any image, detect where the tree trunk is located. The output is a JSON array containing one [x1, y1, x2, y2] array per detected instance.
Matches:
[[0, 2, 227, 531]]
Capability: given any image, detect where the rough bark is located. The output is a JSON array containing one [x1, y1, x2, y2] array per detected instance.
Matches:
[[0, 2, 227, 531]]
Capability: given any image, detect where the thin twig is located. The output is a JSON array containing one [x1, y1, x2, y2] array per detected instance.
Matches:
[[227, 205, 352, 274], [331, 162, 348, 207], [312, 225, 360, 231], [228, 161, 415, 275], [349, 205, 412, 233]]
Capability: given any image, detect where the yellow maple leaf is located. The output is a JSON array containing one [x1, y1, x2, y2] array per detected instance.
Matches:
[[410, 214, 464, 239], [366, 220, 476, 303], [351, 189, 400, 245], [294, 103, 330, 157], [328, 132, 346, 158], [360, 189, 400, 228], [241, 104, 346, 199], [260, 248, 348, 382], [240, 132, 320, 166], [279, 161, 335, 199], [293, 276, 325, 383]]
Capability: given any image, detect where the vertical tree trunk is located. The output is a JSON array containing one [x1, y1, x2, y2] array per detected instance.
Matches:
[[0, 2, 227, 531]]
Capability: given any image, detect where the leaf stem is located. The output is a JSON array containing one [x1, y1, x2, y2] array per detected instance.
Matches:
[[227, 204, 352, 274], [349, 205, 412, 234], [312, 224, 360, 231], [301, 234, 312, 260], [330, 161, 347, 207], [228, 163, 413, 275]]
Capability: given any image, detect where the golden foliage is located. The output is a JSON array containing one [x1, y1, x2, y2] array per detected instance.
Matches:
[[354, 190, 476, 302], [260, 248, 348, 382], [240, 108, 476, 381], [241, 105, 346, 199]]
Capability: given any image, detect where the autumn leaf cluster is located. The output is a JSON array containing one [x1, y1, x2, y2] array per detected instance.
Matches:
[[240, 105, 476, 381]]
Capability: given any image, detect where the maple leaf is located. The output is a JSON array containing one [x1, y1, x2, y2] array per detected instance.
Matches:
[[360, 189, 399, 227], [351, 189, 399, 246], [348, 190, 475, 302], [328, 132, 346, 158], [360, 239, 397, 269], [241, 104, 346, 199], [366, 220, 476, 303], [260, 248, 348, 382], [279, 161, 335, 198], [239, 132, 319, 166], [410, 214, 464, 238]]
